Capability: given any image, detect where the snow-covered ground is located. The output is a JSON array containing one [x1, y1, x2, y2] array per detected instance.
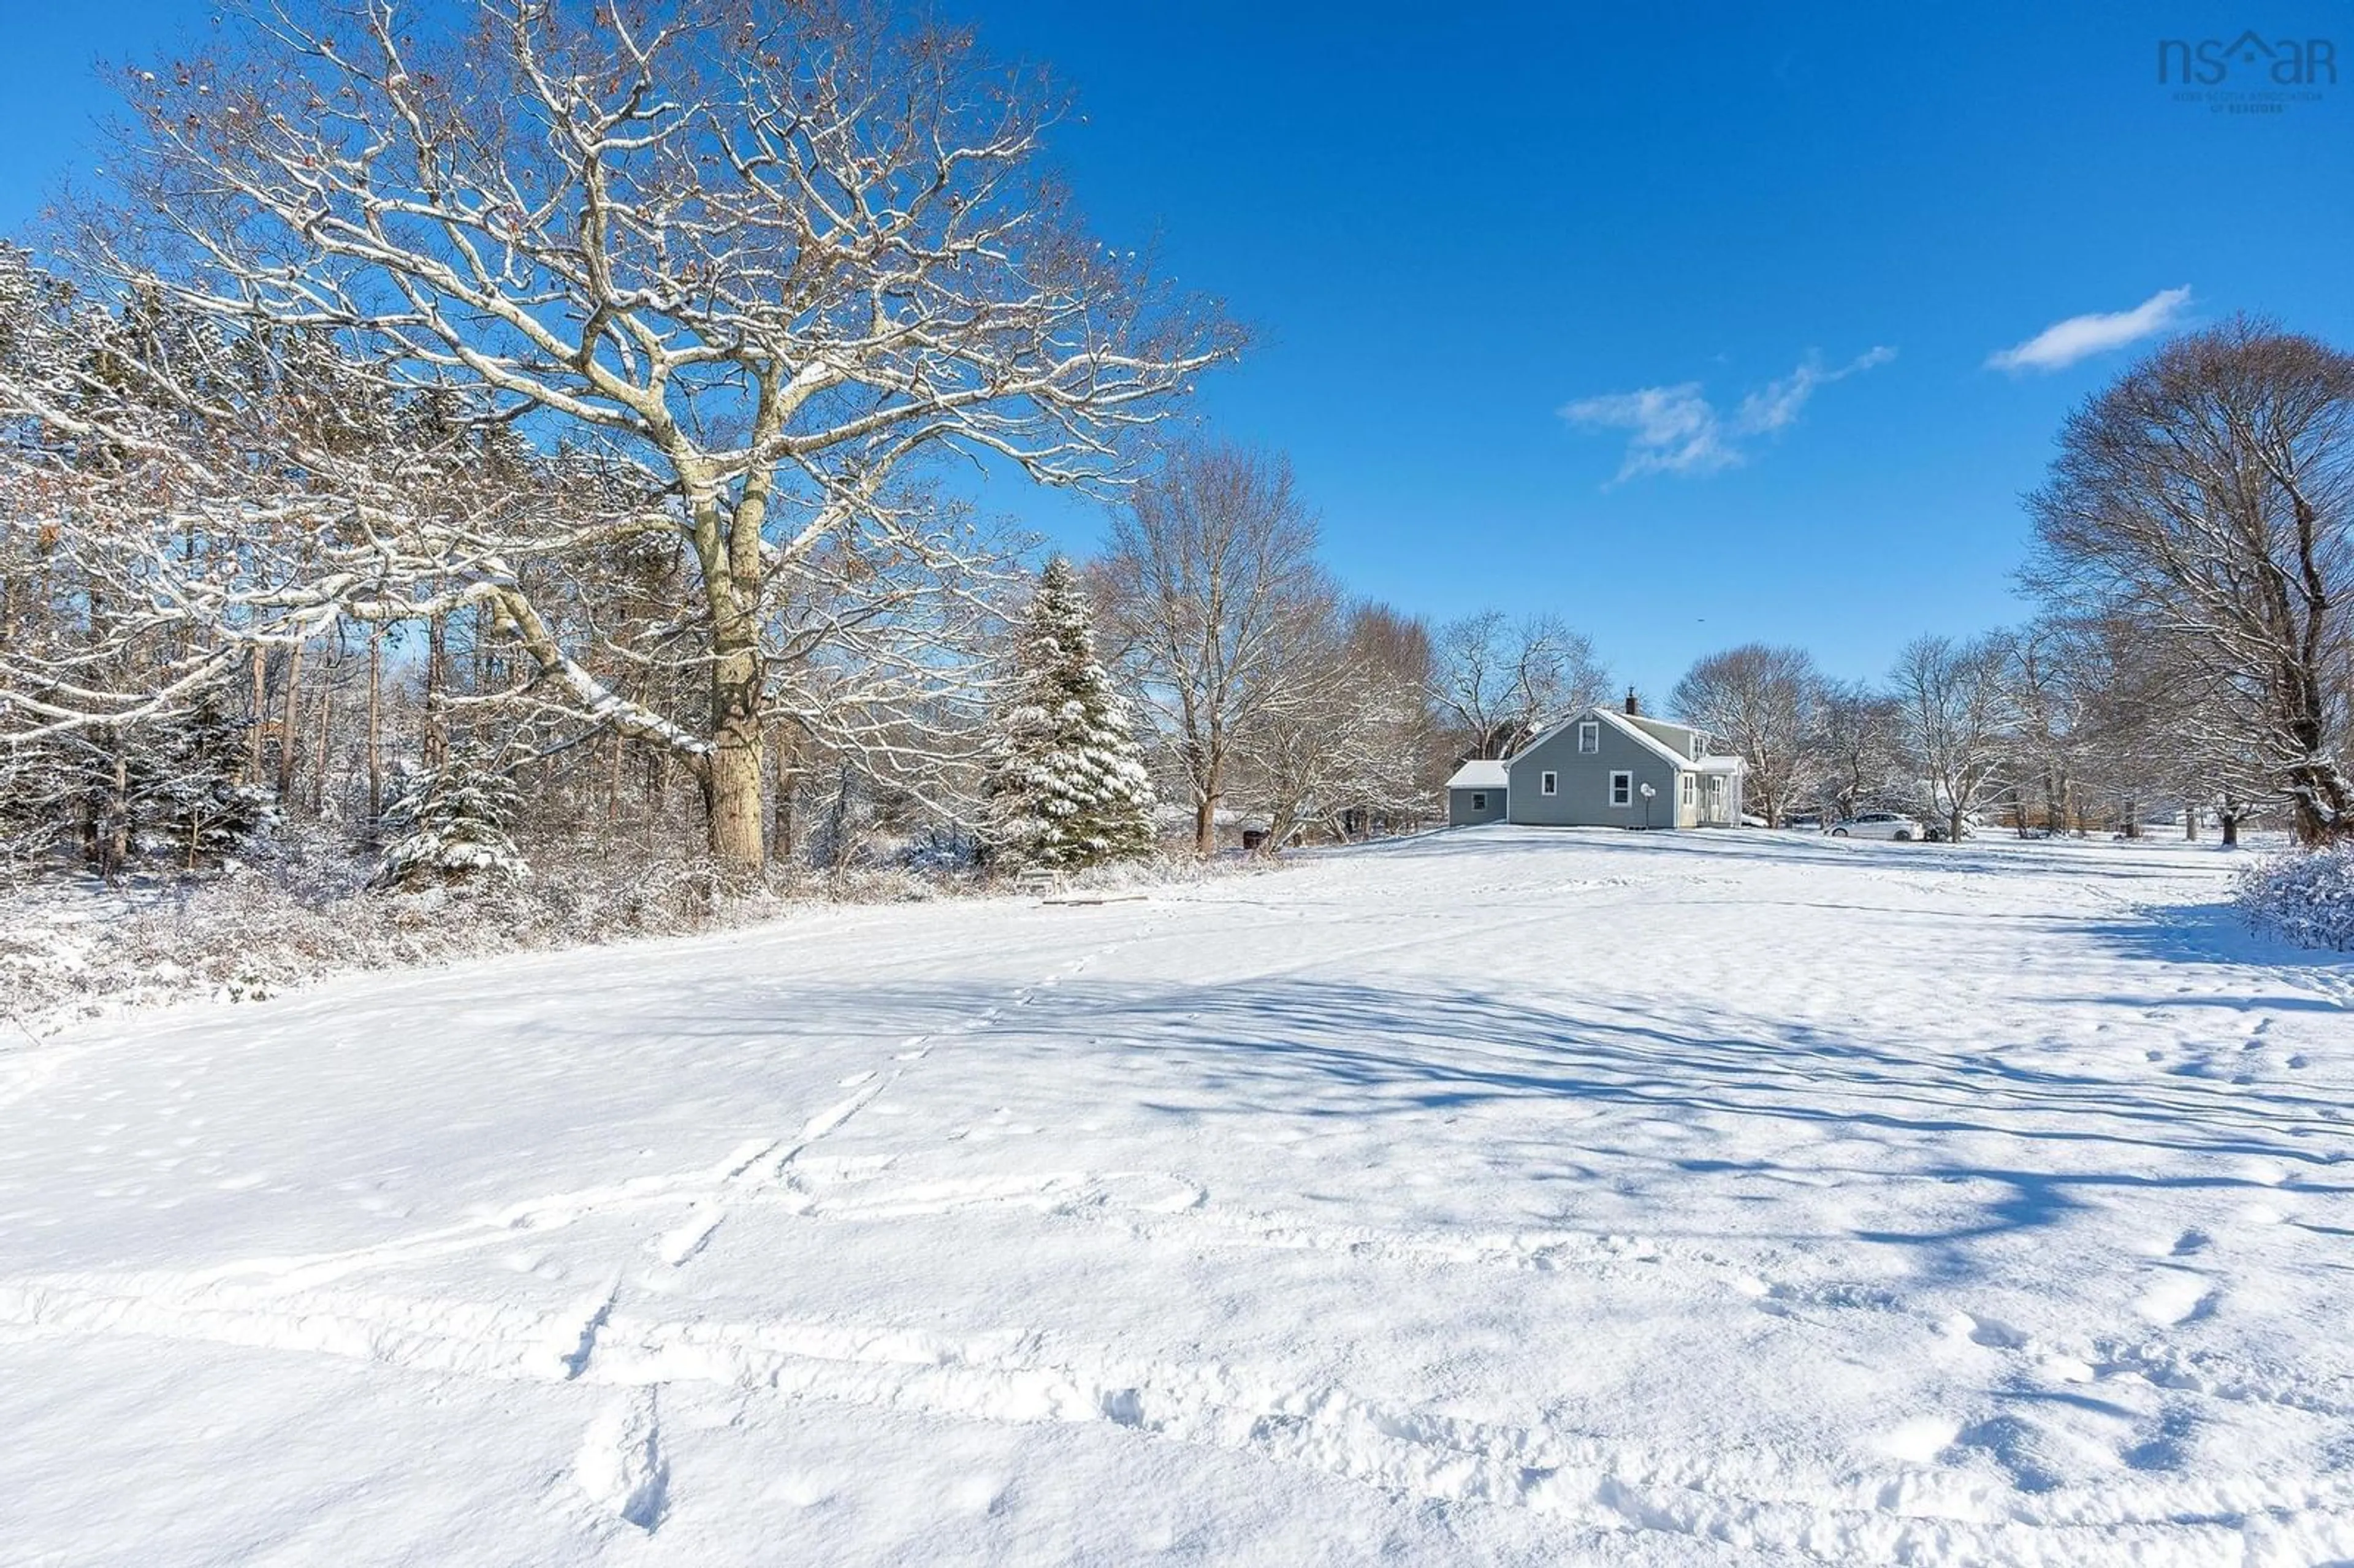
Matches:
[[3, 827, 2349, 1566]]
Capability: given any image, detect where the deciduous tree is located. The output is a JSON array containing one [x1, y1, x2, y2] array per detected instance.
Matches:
[[2026, 318, 2354, 844]]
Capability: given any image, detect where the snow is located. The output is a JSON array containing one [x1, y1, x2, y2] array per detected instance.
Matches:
[[1445, 758, 1509, 790], [2, 826, 2350, 1566]]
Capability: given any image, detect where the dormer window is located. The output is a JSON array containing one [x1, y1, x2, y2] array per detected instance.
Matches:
[[1690, 735, 1703, 760]]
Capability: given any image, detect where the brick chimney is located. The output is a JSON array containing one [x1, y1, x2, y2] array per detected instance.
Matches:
[[1624, 687, 1640, 716]]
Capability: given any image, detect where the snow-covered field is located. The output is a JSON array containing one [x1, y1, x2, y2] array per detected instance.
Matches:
[[3, 827, 2350, 1566]]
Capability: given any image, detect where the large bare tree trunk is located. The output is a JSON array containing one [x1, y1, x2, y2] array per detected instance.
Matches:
[[704, 721, 764, 875]]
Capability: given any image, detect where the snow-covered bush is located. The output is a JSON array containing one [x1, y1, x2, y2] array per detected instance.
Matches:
[[374, 757, 527, 889], [2236, 845, 2354, 951]]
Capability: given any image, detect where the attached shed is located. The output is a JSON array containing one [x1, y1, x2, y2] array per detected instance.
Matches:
[[1445, 759, 1509, 826]]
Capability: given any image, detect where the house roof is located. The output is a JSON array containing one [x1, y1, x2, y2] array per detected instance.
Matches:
[[1512, 704, 1708, 772], [1445, 759, 1509, 790]]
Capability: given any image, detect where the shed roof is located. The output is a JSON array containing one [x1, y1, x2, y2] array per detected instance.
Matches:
[[1445, 759, 1509, 790]]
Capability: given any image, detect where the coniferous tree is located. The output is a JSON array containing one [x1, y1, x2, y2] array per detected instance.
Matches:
[[983, 558, 1157, 871], [132, 681, 273, 869], [374, 753, 527, 889]]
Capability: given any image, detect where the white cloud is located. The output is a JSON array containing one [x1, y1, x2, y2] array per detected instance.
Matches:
[[1557, 382, 1735, 479], [1561, 346, 1895, 482], [1734, 345, 1897, 436], [1985, 287, 2193, 374]]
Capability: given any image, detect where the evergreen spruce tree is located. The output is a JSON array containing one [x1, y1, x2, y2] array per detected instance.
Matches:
[[983, 557, 1157, 871], [373, 753, 528, 889], [131, 682, 273, 869]]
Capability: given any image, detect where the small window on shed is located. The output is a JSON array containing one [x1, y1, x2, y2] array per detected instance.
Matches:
[[1541, 771, 1558, 796], [1609, 771, 1632, 807], [1578, 721, 1599, 754], [1471, 792, 1487, 810]]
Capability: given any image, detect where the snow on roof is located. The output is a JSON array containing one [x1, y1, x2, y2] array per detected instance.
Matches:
[[1697, 755, 1745, 774], [1446, 759, 1509, 790]]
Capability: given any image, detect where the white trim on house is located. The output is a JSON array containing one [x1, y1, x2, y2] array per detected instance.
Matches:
[[1541, 770, 1558, 796], [1577, 720, 1598, 754], [1609, 770, 1632, 807]]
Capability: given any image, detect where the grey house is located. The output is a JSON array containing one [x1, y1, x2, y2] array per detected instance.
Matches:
[[1446, 700, 1745, 829]]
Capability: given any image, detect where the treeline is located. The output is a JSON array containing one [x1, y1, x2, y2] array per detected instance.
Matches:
[[1673, 319, 2354, 848], [2, 1, 2348, 908]]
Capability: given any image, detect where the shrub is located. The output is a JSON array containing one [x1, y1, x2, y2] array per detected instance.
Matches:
[[2236, 845, 2354, 951]]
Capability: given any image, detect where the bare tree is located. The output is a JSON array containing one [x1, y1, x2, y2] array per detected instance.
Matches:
[[2025, 318, 2354, 845], [1233, 602, 1436, 848], [1813, 680, 1905, 821], [1431, 611, 1610, 759], [6, 1, 1236, 879], [1891, 633, 2017, 843], [1669, 643, 1824, 827], [2003, 618, 2098, 835], [1094, 443, 1336, 854]]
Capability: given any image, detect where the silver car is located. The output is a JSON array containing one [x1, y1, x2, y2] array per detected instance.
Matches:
[[1829, 810, 1923, 841]]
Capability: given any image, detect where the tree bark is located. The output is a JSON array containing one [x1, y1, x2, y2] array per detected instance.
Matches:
[[277, 639, 304, 803], [365, 631, 383, 831], [771, 726, 798, 863], [248, 646, 267, 785], [423, 612, 448, 769], [313, 680, 333, 815], [701, 620, 766, 880]]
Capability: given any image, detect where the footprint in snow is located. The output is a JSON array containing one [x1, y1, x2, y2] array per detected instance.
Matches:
[[837, 1070, 876, 1088], [577, 1389, 668, 1533], [2135, 1270, 2219, 1326]]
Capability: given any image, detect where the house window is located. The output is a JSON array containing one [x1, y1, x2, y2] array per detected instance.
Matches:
[[1470, 792, 1487, 810], [1609, 771, 1632, 807], [1690, 736, 1704, 760], [1682, 773, 1695, 807], [1541, 771, 1558, 796], [1577, 721, 1598, 754]]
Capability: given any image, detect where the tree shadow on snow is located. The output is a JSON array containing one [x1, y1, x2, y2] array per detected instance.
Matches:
[[669, 968, 2353, 1286]]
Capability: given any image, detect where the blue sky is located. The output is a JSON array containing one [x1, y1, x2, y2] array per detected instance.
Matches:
[[4, 3, 2350, 699]]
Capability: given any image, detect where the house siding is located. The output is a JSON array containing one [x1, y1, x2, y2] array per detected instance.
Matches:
[[1449, 786, 1508, 826], [1507, 717, 1685, 829]]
